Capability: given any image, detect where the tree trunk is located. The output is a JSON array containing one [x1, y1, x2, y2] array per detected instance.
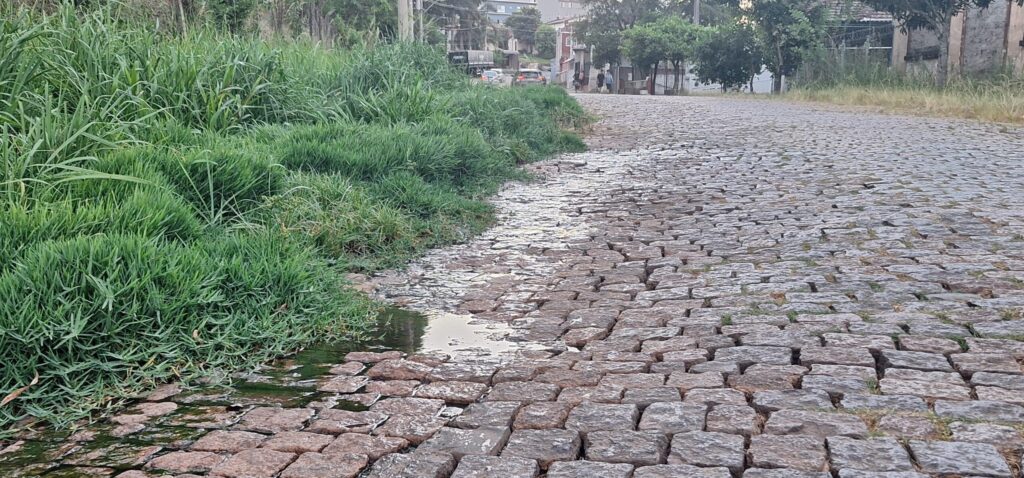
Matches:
[[651, 61, 658, 95], [672, 61, 681, 93], [934, 17, 952, 87]]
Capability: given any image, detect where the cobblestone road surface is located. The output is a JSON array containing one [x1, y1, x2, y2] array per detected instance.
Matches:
[[4, 95, 1024, 478]]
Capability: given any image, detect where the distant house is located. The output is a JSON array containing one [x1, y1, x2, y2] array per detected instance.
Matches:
[[483, 0, 537, 23], [535, 0, 588, 22]]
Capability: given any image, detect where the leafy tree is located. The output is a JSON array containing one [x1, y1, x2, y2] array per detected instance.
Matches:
[[695, 22, 763, 91], [651, 17, 707, 92], [275, 0, 396, 46], [620, 22, 667, 92], [505, 6, 541, 52], [536, 24, 556, 58], [577, 0, 667, 66], [206, 0, 258, 33], [746, 0, 827, 93], [862, 0, 1023, 86]]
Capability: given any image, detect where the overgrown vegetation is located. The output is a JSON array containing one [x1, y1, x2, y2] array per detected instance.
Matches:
[[0, 4, 586, 431], [789, 55, 1024, 124]]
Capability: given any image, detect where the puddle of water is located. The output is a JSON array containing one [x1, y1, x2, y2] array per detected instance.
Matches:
[[0, 306, 528, 474]]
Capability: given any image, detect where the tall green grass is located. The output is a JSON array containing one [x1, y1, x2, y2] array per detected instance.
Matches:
[[0, 3, 586, 431], [789, 53, 1024, 124]]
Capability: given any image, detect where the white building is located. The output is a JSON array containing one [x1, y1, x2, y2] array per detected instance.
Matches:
[[483, 0, 537, 24]]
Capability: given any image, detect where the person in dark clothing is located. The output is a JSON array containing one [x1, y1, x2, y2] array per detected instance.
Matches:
[[573, 71, 581, 92], [596, 71, 605, 93]]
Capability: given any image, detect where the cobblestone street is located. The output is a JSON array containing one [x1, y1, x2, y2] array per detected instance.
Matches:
[[4, 95, 1024, 477]]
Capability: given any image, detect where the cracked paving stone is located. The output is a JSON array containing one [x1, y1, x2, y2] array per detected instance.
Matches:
[[450, 455, 540, 478], [190, 430, 266, 452], [485, 381, 561, 402], [260, 431, 334, 453], [279, 452, 368, 478], [753, 390, 833, 412], [208, 448, 295, 478], [667, 431, 745, 474], [453, 401, 521, 429], [413, 381, 489, 404], [933, 400, 1024, 423], [564, 403, 639, 433], [546, 460, 634, 478], [748, 434, 827, 471], [634, 464, 732, 478], [880, 350, 953, 372], [500, 429, 581, 469], [706, 404, 760, 435], [365, 451, 457, 478], [322, 433, 408, 460], [305, 410, 387, 435], [145, 451, 225, 474], [370, 397, 445, 416], [366, 359, 432, 381], [233, 407, 314, 434], [826, 437, 914, 472], [371, 415, 447, 444], [638, 402, 707, 433], [908, 440, 1011, 477], [763, 409, 868, 438], [417, 426, 511, 459], [513, 401, 572, 429], [583, 430, 669, 466]]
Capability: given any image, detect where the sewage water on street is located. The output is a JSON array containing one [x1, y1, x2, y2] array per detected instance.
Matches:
[[0, 306, 527, 476]]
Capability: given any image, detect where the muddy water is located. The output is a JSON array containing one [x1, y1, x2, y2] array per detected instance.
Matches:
[[0, 305, 530, 476]]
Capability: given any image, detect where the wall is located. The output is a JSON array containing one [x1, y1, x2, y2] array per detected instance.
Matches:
[[1009, 1, 1024, 73], [962, 2, 1011, 73], [897, 1, 1024, 77]]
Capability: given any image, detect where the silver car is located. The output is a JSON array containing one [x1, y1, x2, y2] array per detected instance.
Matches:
[[515, 69, 547, 86]]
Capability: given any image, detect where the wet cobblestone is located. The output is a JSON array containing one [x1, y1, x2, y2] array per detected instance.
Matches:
[[3, 94, 1024, 476]]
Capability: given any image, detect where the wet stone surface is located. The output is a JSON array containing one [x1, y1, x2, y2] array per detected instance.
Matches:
[[3, 94, 1024, 476]]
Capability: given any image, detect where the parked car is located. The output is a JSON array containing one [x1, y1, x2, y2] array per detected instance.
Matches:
[[480, 69, 507, 86], [515, 69, 546, 86]]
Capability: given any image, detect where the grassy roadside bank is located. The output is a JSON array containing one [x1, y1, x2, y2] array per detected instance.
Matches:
[[787, 60, 1024, 124], [0, 6, 586, 432]]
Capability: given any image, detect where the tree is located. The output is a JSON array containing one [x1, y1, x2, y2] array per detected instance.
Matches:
[[577, 0, 667, 67], [536, 24, 556, 58], [505, 6, 541, 52], [621, 22, 667, 92], [695, 22, 763, 91], [862, 0, 1022, 86], [206, 0, 259, 33], [651, 17, 707, 93], [747, 0, 827, 93]]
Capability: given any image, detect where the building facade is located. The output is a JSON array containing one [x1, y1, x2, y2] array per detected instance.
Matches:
[[483, 0, 537, 23], [536, 0, 588, 22], [892, 2, 1024, 76]]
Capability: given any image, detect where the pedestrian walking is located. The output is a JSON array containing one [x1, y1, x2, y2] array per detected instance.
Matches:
[[605, 71, 614, 94], [596, 71, 605, 93], [572, 71, 581, 92]]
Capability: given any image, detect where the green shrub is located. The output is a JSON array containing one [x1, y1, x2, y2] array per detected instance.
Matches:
[[0, 233, 373, 427], [155, 146, 284, 221], [267, 173, 416, 260], [0, 2, 588, 432]]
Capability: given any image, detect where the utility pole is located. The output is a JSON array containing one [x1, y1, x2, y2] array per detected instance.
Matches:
[[693, 0, 700, 25], [397, 0, 412, 42]]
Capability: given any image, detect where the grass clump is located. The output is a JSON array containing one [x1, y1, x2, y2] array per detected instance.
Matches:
[[0, 3, 587, 431], [788, 55, 1024, 124]]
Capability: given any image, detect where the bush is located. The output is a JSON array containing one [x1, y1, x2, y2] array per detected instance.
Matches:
[[0, 2, 588, 431], [0, 233, 373, 427], [267, 173, 416, 260]]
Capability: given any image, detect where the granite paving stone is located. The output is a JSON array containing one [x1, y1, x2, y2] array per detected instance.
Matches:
[[13, 91, 1024, 478]]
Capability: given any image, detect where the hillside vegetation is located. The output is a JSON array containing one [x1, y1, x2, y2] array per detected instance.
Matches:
[[0, 5, 586, 431]]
